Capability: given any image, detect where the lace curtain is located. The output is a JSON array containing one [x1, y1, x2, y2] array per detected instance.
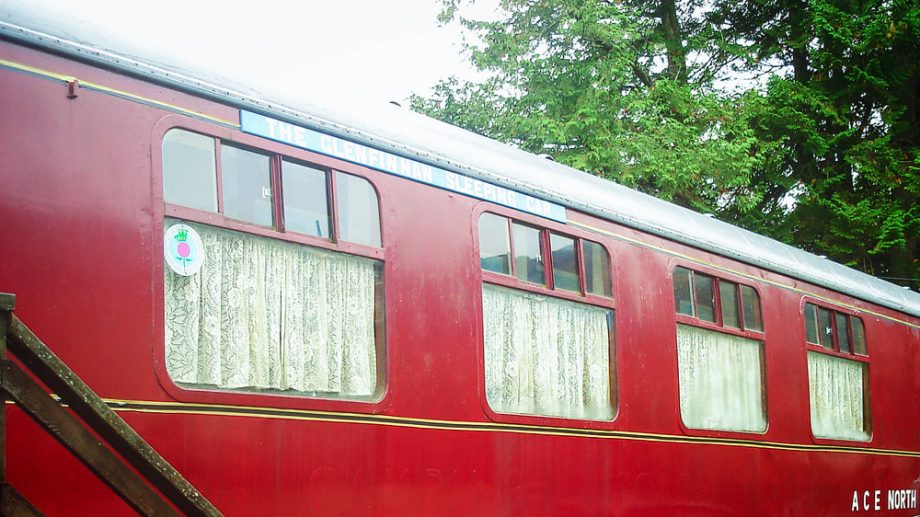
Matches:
[[482, 284, 613, 420], [164, 220, 378, 397], [676, 324, 766, 432], [807, 351, 868, 441]]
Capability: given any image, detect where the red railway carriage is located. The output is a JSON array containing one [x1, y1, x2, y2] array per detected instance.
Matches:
[[1, 13, 919, 517]]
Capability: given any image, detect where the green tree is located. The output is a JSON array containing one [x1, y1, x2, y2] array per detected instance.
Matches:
[[413, 0, 920, 287], [413, 0, 778, 215], [712, 0, 920, 283]]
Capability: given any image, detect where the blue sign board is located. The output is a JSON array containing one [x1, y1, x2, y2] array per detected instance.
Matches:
[[239, 110, 567, 223]]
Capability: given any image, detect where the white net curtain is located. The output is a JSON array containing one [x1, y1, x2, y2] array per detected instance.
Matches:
[[482, 284, 614, 420], [807, 351, 869, 441], [676, 324, 766, 432], [164, 220, 378, 398]]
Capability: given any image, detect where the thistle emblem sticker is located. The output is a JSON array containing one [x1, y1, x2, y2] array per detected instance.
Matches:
[[164, 223, 204, 276]]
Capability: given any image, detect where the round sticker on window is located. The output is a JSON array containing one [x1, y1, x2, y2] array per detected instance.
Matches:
[[164, 223, 204, 276]]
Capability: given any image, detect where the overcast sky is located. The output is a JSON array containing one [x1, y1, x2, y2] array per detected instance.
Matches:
[[2, 0, 497, 106]]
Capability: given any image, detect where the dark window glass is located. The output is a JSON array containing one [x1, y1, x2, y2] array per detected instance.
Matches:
[[673, 267, 694, 316], [335, 172, 381, 247], [512, 222, 544, 284], [693, 273, 716, 323], [282, 160, 329, 238], [817, 307, 834, 349], [162, 129, 217, 211], [550, 233, 580, 292], [221, 144, 272, 226], [740, 285, 763, 332], [804, 303, 819, 344], [852, 318, 867, 355], [719, 281, 740, 329], [583, 240, 612, 297], [836, 313, 851, 353], [479, 213, 511, 274]]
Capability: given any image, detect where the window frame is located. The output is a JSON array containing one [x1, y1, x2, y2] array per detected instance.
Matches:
[[478, 209, 616, 311], [161, 125, 384, 262], [152, 116, 390, 414], [672, 266, 765, 342], [217, 141, 275, 228], [802, 300, 869, 359], [670, 262, 769, 438], [473, 204, 619, 429], [279, 157, 332, 240], [800, 298, 872, 444]]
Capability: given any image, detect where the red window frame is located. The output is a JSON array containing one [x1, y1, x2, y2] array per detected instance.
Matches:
[[672, 266, 764, 341], [474, 204, 619, 429], [801, 299, 872, 443], [153, 115, 389, 414], [802, 301, 869, 359], [162, 127, 384, 261], [670, 263, 769, 438], [479, 210, 616, 310]]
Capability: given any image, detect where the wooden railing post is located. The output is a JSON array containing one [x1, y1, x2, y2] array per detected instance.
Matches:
[[0, 294, 42, 517], [0, 293, 13, 486], [0, 483, 42, 516]]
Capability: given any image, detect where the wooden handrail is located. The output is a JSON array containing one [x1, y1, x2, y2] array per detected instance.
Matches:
[[0, 483, 43, 517], [1, 361, 177, 515], [0, 293, 222, 516]]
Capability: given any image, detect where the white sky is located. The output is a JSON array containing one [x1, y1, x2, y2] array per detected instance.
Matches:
[[3, 0, 498, 106]]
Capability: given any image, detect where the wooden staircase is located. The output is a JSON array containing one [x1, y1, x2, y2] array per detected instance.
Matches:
[[0, 293, 222, 516]]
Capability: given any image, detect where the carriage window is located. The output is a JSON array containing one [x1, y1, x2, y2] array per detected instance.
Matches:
[[804, 303, 819, 343], [740, 285, 763, 331], [336, 172, 381, 248], [162, 130, 382, 248], [803, 303, 866, 356], [851, 318, 867, 355], [719, 281, 740, 329], [482, 284, 614, 421], [513, 222, 545, 285], [221, 144, 273, 227], [673, 267, 695, 316], [676, 324, 766, 433], [807, 352, 869, 441], [164, 219, 383, 400], [693, 273, 717, 323], [479, 213, 511, 274], [477, 213, 616, 422], [477, 213, 613, 298], [817, 306, 834, 349], [836, 313, 851, 353], [162, 130, 386, 402], [162, 129, 217, 211], [673, 268, 766, 433], [550, 233, 579, 292], [282, 160, 329, 238], [803, 302, 870, 441], [583, 240, 612, 297], [673, 268, 762, 332]]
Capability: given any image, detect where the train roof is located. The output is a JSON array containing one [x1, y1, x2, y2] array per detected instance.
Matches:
[[2, 12, 919, 319]]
